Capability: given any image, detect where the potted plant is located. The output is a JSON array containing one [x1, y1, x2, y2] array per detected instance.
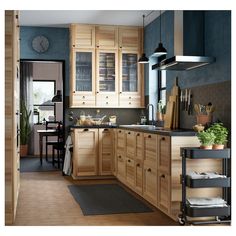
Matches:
[[20, 101, 32, 156], [197, 130, 215, 149], [207, 123, 228, 149], [156, 100, 165, 121]]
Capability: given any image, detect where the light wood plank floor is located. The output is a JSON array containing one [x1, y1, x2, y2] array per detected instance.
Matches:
[[14, 171, 177, 226]]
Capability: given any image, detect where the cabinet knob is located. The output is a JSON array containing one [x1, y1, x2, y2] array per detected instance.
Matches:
[[136, 163, 140, 167], [147, 168, 151, 172], [103, 128, 108, 132], [82, 102, 85, 104], [161, 174, 165, 178], [73, 45, 75, 47], [82, 96, 85, 99], [106, 102, 108, 104], [119, 130, 121, 133], [161, 137, 165, 141], [119, 92, 122, 94], [97, 91, 99, 94], [128, 132, 131, 134], [129, 97, 131, 99], [137, 133, 140, 136], [120, 46, 122, 49], [73, 91, 75, 93], [128, 159, 131, 163], [83, 128, 89, 132], [148, 135, 151, 138], [118, 155, 121, 158], [97, 45, 99, 48], [106, 96, 108, 99], [15, 111, 22, 116], [129, 102, 131, 105]]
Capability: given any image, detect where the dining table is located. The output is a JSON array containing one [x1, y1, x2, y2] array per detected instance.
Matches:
[[37, 129, 58, 165]]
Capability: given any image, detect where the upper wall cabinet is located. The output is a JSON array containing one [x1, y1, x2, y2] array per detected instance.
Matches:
[[70, 24, 95, 49], [95, 26, 118, 49], [118, 27, 141, 50]]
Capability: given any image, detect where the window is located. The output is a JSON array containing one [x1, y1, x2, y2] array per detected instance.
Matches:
[[158, 70, 166, 105], [33, 81, 55, 123]]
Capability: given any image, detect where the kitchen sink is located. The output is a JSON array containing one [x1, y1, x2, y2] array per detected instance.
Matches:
[[120, 125, 164, 130]]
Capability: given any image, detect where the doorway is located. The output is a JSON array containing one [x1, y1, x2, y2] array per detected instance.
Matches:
[[20, 60, 65, 171]]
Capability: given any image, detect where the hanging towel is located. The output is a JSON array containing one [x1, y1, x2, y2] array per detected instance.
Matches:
[[187, 197, 226, 206], [63, 135, 73, 175]]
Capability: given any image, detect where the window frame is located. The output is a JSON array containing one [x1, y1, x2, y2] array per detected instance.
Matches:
[[157, 70, 166, 104]]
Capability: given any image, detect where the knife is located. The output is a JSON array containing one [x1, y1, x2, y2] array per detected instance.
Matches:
[[188, 90, 191, 115], [185, 89, 188, 111]]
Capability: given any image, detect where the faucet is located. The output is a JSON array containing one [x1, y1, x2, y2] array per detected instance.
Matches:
[[146, 104, 154, 125]]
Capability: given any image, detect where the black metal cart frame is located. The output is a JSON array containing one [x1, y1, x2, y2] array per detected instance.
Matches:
[[178, 147, 231, 225]]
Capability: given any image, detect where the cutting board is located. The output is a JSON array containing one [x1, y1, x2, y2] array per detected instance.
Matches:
[[169, 95, 177, 129], [164, 101, 175, 129]]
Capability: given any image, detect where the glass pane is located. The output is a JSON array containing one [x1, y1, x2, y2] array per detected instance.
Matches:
[[99, 52, 115, 92], [161, 71, 166, 88], [33, 81, 55, 105], [75, 52, 92, 91], [34, 105, 54, 123], [122, 53, 137, 92], [160, 89, 166, 105]]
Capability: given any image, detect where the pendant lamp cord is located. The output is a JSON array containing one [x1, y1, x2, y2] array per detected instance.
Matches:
[[160, 10, 162, 42]]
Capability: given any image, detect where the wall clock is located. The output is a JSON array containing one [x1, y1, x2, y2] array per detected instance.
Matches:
[[32, 35, 49, 53]]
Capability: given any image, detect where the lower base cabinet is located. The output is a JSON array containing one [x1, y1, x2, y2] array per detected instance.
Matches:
[[143, 162, 157, 207], [134, 160, 143, 195], [126, 157, 135, 188], [117, 152, 126, 183]]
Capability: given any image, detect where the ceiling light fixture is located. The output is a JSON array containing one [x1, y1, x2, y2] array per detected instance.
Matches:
[[138, 14, 149, 64], [154, 10, 167, 56]]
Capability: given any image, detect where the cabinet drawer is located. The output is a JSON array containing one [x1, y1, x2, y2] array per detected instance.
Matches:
[[96, 94, 118, 107], [117, 129, 126, 153], [117, 152, 126, 183], [134, 160, 143, 196], [71, 94, 96, 107], [144, 133, 158, 166], [158, 135, 171, 174], [119, 95, 141, 108], [158, 172, 170, 214]]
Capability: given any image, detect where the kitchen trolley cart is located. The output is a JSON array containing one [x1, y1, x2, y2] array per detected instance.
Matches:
[[178, 147, 231, 225]]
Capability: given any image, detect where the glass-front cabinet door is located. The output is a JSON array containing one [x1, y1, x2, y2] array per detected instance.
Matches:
[[70, 49, 96, 107], [119, 50, 142, 107], [96, 49, 118, 107]]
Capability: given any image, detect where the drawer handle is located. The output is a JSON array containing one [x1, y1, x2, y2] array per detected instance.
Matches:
[[128, 159, 131, 162], [161, 174, 165, 178], [83, 128, 89, 132], [148, 135, 151, 138], [147, 168, 151, 172], [136, 163, 140, 167], [137, 133, 140, 136], [161, 137, 165, 141]]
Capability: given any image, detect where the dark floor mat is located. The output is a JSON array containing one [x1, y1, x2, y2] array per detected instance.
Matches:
[[68, 184, 153, 215], [20, 156, 60, 172]]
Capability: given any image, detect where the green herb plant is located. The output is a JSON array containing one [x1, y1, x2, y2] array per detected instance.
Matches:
[[207, 123, 228, 145], [197, 130, 216, 146]]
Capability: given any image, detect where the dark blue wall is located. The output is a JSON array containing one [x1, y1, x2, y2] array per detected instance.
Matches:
[[20, 26, 70, 95], [167, 11, 231, 91], [144, 10, 231, 93]]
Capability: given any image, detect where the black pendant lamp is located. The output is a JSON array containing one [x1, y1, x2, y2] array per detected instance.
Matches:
[[138, 14, 149, 64], [154, 10, 167, 56], [52, 90, 62, 103]]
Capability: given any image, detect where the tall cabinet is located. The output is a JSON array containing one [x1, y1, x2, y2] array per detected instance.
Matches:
[[70, 24, 144, 108], [5, 10, 20, 225]]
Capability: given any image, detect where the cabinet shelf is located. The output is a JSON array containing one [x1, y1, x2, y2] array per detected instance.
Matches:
[[185, 176, 231, 188], [185, 205, 230, 217]]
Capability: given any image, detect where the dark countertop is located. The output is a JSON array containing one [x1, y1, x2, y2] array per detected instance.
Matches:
[[70, 124, 196, 136]]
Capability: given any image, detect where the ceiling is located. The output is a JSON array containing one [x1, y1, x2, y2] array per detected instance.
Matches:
[[19, 10, 160, 28]]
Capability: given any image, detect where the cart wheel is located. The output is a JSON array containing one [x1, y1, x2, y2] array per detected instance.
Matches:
[[178, 215, 186, 225]]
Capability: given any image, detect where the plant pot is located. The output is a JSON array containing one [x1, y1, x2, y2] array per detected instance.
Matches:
[[196, 115, 212, 125], [20, 144, 28, 157], [156, 112, 163, 121], [200, 145, 213, 150], [213, 144, 224, 150]]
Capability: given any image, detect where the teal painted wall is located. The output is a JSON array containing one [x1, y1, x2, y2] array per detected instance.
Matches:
[[20, 26, 70, 95]]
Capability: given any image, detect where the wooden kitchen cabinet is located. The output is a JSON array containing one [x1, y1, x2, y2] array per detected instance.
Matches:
[[118, 27, 141, 50], [70, 48, 96, 107], [125, 157, 135, 188], [134, 160, 143, 195], [70, 24, 95, 49], [126, 130, 136, 158], [157, 135, 171, 174], [143, 162, 158, 206], [72, 128, 98, 177], [117, 129, 126, 154], [117, 152, 126, 183], [99, 128, 113, 175], [95, 25, 118, 49], [135, 132, 144, 161], [158, 172, 171, 214], [96, 49, 119, 107], [143, 133, 158, 166]]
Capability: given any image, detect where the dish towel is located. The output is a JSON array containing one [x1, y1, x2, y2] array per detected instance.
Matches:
[[63, 135, 73, 175], [187, 197, 227, 208], [187, 171, 227, 179]]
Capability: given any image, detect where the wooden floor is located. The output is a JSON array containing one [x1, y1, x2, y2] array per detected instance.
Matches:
[[13, 171, 177, 226]]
